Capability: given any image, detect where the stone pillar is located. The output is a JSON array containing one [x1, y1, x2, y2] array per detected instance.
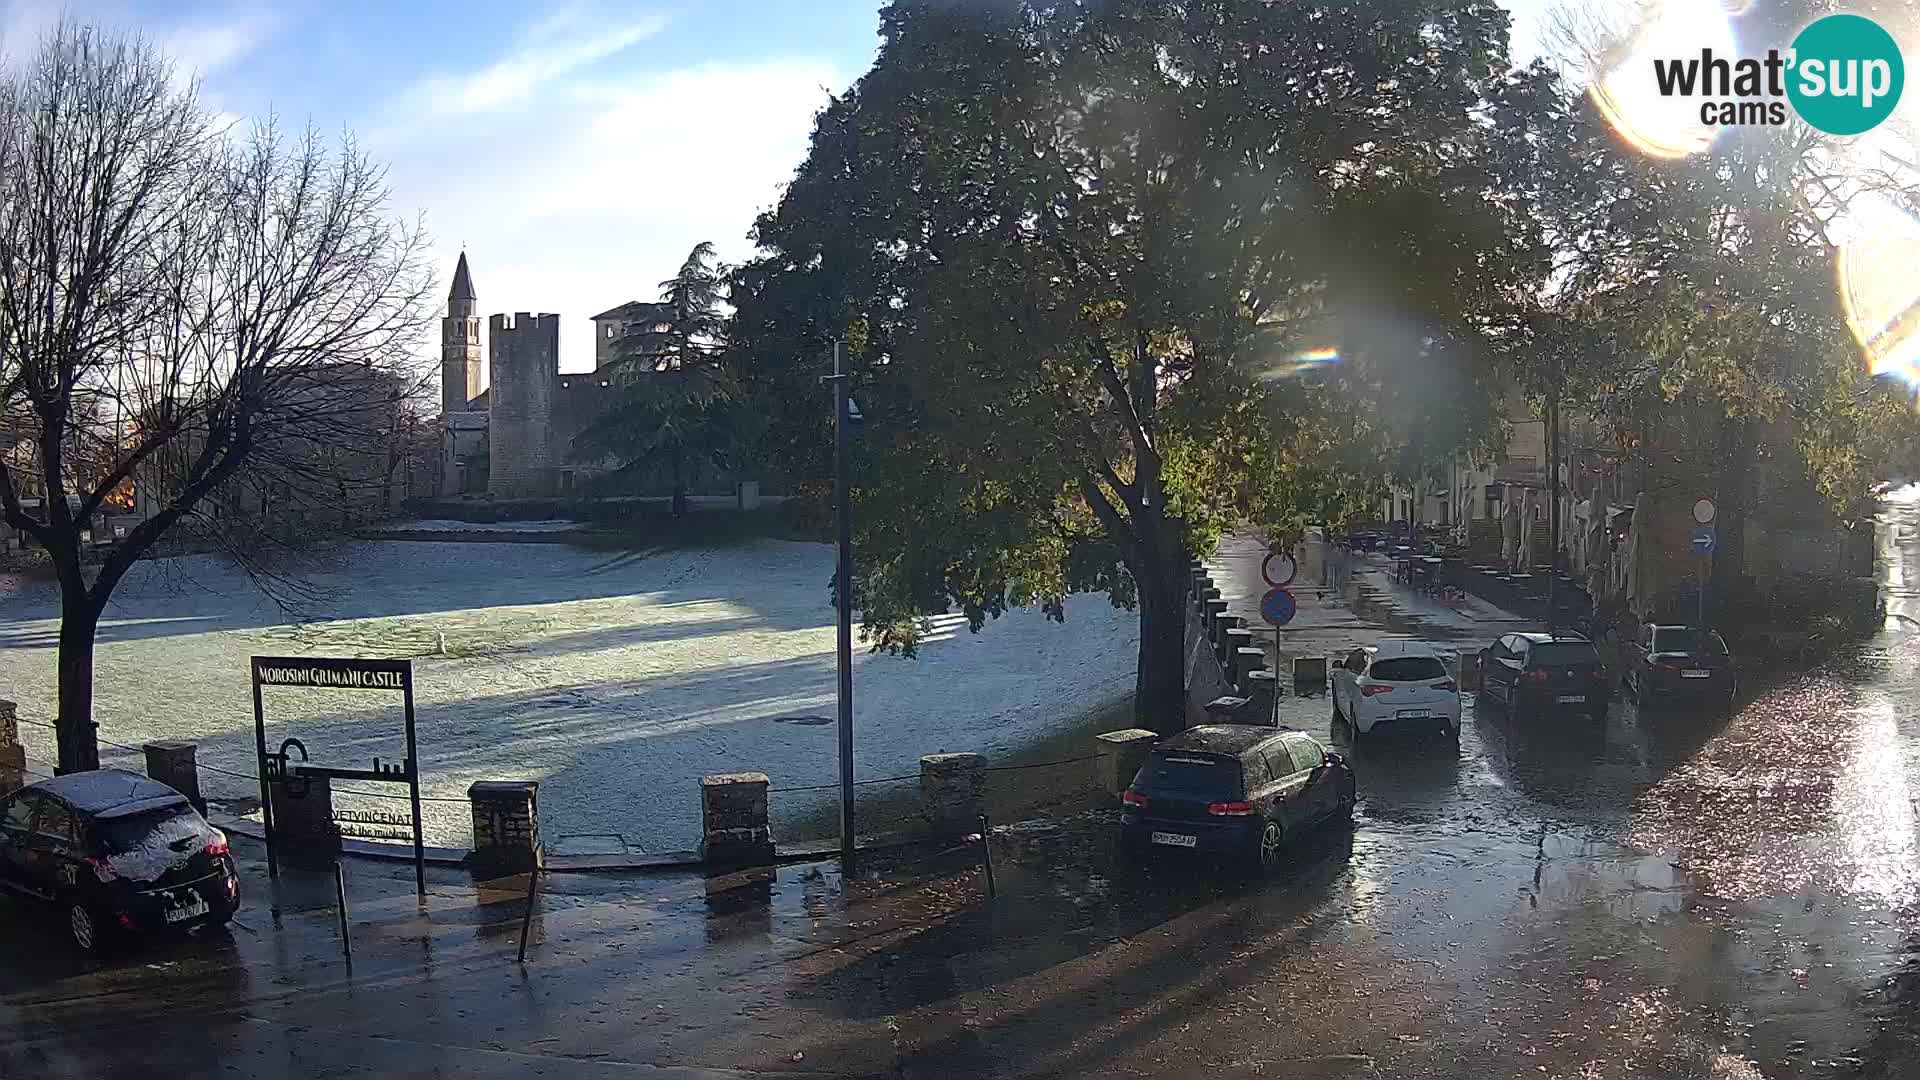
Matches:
[[1203, 597, 1230, 636], [1234, 646, 1268, 688], [469, 780, 541, 874], [1212, 614, 1241, 662], [1244, 669, 1278, 722], [919, 752, 986, 839], [1224, 627, 1255, 673], [143, 740, 204, 814], [270, 774, 338, 857], [1094, 729, 1159, 795], [701, 772, 773, 866], [1455, 650, 1483, 691], [0, 700, 22, 793], [738, 480, 762, 511]]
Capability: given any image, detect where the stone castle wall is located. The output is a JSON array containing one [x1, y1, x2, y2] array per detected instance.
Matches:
[[488, 313, 559, 498]]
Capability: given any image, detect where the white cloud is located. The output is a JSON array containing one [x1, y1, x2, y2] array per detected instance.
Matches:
[[395, 5, 669, 119], [372, 15, 842, 373], [162, 11, 275, 79]]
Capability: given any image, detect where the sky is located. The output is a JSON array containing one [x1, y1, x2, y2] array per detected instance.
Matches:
[[0, 0, 1553, 374]]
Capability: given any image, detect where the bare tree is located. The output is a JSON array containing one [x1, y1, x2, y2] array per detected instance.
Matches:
[[0, 22, 434, 772]]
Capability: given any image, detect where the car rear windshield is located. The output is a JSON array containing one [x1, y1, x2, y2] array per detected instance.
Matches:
[[1136, 752, 1242, 799], [99, 805, 203, 856], [1530, 643, 1600, 666], [1653, 629, 1727, 654], [1368, 656, 1447, 682]]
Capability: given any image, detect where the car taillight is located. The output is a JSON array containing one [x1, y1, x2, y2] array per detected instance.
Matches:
[[1656, 660, 1683, 671], [206, 837, 230, 859], [85, 855, 117, 883], [1121, 789, 1149, 808], [1207, 801, 1256, 816], [1433, 680, 1457, 693], [1360, 683, 1394, 696], [1523, 670, 1549, 684]]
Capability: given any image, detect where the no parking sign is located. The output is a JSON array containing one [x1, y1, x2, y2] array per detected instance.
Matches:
[[1261, 587, 1297, 626]]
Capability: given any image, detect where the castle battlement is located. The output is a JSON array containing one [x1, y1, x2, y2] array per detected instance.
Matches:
[[490, 312, 562, 335]]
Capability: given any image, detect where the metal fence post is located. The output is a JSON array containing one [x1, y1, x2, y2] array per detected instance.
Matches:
[[978, 813, 996, 899], [516, 868, 541, 963], [334, 860, 352, 971]]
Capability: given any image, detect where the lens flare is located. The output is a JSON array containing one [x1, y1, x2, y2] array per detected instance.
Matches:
[[1255, 345, 1343, 381], [1587, 0, 1736, 159], [1838, 204, 1920, 387]]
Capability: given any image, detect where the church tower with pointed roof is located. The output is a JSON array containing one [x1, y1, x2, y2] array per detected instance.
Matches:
[[441, 251, 483, 414]]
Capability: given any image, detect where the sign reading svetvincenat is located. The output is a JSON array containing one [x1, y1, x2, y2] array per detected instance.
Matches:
[[251, 656, 411, 691]]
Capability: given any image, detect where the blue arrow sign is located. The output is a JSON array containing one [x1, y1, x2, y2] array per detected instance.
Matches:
[[1691, 527, 1716, 556], [1261, 587, 1297, 627]]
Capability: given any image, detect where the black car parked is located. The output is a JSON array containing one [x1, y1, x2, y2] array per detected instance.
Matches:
[[1624, 624, 1736, 710], [1119, 725, 1356, 873], [1, 770, 240, 953], [1478, 631, 1610, 719]]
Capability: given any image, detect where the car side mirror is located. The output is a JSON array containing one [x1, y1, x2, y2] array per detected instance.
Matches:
[[1323, 752, 1343, 767]]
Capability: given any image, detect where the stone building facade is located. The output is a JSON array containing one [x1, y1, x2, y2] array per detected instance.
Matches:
[[437, 253, 685, 499]]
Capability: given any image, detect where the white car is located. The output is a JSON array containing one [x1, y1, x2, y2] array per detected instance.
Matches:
[[1330, 640, 1461, 740]]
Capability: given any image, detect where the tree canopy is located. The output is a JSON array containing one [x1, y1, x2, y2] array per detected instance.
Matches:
[[740, 0, 1564, 729]]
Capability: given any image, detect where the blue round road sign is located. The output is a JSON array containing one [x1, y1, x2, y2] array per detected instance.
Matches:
[[1261, 587, 1297, 626]]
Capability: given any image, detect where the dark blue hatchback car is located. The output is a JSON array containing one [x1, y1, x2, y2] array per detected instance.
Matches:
[[1, 769, 240, 954], [1119, 725, 1356, 873]]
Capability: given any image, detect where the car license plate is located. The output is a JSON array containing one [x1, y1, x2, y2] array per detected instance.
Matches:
[[164, 895, 210, 924], [1556, 694, 1586, 703], [1150, 832, 1197, 848], [1681, 669, 1710, 679], [1396, 709, 1429, 719]]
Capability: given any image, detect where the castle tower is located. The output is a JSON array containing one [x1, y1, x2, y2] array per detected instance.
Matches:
[[441, 252, 482, 415], [487, 312, 559, 497]]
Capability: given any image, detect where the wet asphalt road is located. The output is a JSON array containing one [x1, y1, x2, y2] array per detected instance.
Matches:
[[6, 514, 1920, 1078]]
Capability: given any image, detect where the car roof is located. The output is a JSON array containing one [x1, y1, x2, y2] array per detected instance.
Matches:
[[1360, 639, 1443, 657], [29, 769, 190, 818], [1157, 724, 1297, 755], [1516, 631, 1592, 644]]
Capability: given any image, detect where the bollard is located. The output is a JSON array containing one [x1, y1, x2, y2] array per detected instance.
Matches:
[[1094, 729, 1159, 795], [516, 868, 541, 963], [0, 700, 22, 794], [143, 741, 204, 815], [978, 813, 996, 899], [1234, 647, 1268, 689], [469, 781, 542, 876], [334, 860, 353, 972], [1211, 613, 1241, 660], [920, 753, 986, 840], [700, 773, 774, 866], [1203, 597, 1230, 634], [1244, 669, 1279, 723]]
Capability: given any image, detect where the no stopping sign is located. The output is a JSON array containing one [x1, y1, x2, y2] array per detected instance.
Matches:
[[1261, 550, 1298, 588]]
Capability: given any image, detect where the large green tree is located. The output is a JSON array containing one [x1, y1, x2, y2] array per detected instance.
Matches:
[[740, 0, 1555, 732]]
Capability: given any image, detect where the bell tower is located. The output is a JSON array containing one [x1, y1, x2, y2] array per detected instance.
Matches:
[[441, 252, 483, 414]]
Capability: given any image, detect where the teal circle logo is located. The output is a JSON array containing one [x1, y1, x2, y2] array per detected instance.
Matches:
[[1786, 14, 1904, 136]]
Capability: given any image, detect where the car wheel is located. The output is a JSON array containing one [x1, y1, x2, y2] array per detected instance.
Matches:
[[1255, 821, 1284, 873], [66, 899, 102, 955], [1337, 791, 1356, 822]]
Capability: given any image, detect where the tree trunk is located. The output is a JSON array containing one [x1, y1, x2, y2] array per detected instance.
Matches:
[[56, 593, 102, 774], [671, 454, 688, 517], [1132, 547, 1191, 736]]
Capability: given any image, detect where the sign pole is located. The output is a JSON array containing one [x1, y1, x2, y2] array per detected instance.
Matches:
[[251, 669, 277, 883], [403, 671, 425, 904]]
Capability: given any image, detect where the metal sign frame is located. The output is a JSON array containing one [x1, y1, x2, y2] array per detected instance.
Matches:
[[250, 656, 425, 900]]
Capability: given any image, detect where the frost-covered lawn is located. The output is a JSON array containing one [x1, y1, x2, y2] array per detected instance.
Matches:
[[0, 539, 1136, 853]]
